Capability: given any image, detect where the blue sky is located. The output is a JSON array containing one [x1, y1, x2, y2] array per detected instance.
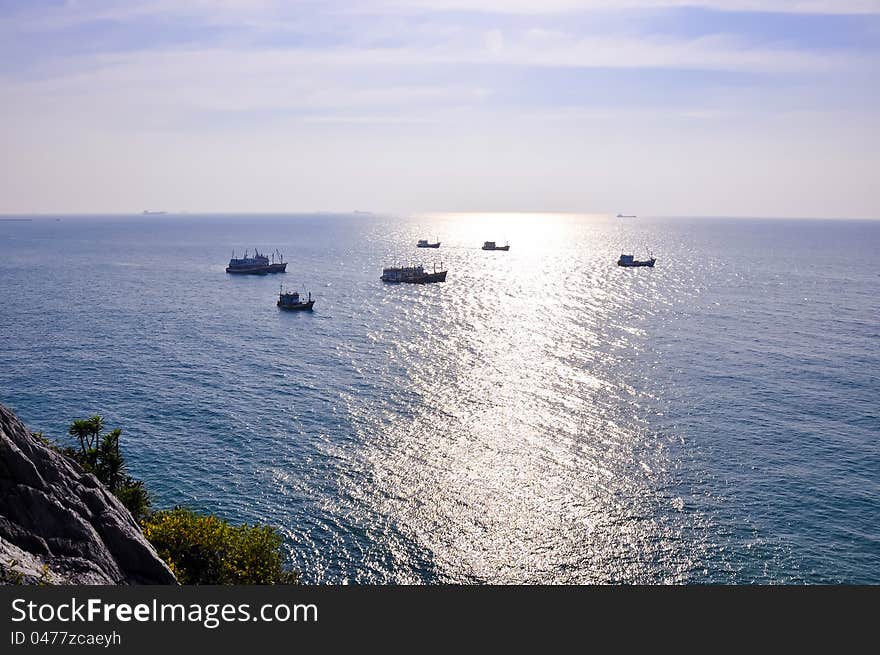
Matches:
[[1, 0, 878, 216]]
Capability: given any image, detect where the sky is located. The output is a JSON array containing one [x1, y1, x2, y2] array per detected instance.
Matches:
[[1, 0, 878, 217]]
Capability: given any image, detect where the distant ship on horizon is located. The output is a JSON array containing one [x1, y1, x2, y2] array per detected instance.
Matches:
[[143, 210, 167, 215], [617, 213, 637, 218]]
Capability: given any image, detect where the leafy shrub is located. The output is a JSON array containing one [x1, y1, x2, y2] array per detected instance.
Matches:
[[114, 479, 151, 522], [40, 418, 297, 583], [60, 417, 152, 521], [141, 508, 298, 585], [1, 560, 25, 585]]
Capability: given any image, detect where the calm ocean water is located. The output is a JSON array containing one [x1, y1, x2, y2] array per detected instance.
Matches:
[[1, 212, 878, 583]]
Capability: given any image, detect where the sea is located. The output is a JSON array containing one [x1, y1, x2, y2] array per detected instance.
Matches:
[[1, 212, 878, 584]]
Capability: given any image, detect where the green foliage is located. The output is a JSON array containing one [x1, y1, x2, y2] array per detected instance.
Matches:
[[93, 429, 124, 492], [141, 508, 298, 585], [37, 564, 51, 586], [1, 560, 26, 585], [114, 479, 151, 522], [63, 417, 151, 521], [68, 415, 103, 454], [38, 416, 297, 584]]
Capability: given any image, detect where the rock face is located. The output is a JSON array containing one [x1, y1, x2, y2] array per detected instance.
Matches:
[[0, 403, 177, 584]]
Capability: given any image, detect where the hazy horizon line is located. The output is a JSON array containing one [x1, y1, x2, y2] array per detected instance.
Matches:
[[1, 210, 878, 222]]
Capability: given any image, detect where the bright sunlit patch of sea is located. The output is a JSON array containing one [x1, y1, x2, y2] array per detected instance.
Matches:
[[0, 212, 877, 583], [331, 214, 694, 582]]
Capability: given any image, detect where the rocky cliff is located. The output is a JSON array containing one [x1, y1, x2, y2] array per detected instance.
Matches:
[[0, 403, 176, 584]]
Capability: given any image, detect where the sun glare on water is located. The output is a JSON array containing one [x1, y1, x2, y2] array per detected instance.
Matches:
[[327, 211, 692, 583]]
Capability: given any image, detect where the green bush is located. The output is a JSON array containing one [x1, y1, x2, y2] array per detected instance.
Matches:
[[141, 508, 298, 585], [61, 417, 152, 521], [114, 479, 151, 522], [41, 418, 297, 584]]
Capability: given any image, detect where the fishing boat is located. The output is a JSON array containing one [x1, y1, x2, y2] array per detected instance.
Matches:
[[417, 239, 441, 248], [265, 250, 287, 273], [225, 248, 287, 275], [277, 285, 314, 311], [482, 241, 510, 251], [617, 252, 656, 267], [381, 262, 447, 284]]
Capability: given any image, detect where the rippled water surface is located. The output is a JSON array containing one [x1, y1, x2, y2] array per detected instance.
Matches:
[[1, 213, 878, 583]]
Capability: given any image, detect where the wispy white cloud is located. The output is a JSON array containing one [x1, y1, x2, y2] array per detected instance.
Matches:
[[2, 0, 874, 138], [6, 0, 277, 29], [1, 0, 878, 215], [6, 0, 880, 36], [378, 0, 880, 14], [1, 16, 872, 155], [4, 25, 866, 93]]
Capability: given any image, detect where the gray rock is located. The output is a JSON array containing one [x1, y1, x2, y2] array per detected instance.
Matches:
[[0, 403, 177, 585]]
